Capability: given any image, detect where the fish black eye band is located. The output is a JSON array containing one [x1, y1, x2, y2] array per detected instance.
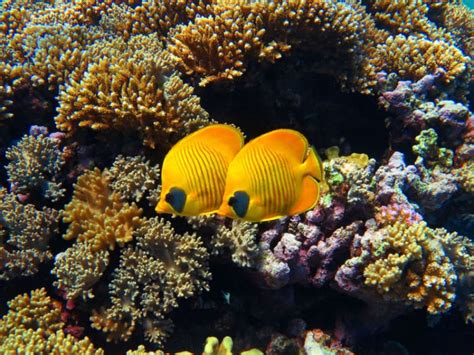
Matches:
[[166, 187, 186, 213], [228, 191, 249, 218]]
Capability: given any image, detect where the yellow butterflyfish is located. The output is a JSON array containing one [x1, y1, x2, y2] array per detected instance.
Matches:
[[155, 124, 244, 216], [217, 129, 323, 222]]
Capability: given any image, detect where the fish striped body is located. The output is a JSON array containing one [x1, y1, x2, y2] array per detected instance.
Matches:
[[156, 124, 244, 216], [172, 141, 228, 211], [241, 144, 298, 217], [217, 129, 323, 222]]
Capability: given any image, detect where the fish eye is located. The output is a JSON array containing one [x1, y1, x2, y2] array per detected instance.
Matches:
[[165, 187, 186, 213], [228, 191, 249, 218]]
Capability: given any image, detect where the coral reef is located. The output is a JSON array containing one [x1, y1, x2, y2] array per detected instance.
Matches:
[[0, 0, 473, 353]]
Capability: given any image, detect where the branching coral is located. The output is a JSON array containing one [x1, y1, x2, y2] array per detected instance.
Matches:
[[0, 288, 103, 353], [365, 0, 453, 42], [52, 241, 110, 300], [10, 23, 109, 90], [168, 0, 380, 92], [337, 221, 471, 315], [5, 133, 65, 201], [55, 34, 210, 148], [188, 215, 260, 268], [91, 217, 211, 345], [108, 155, 161, 205], [372, 34, 469, 86], [62, 168, 143, 251], [105, 0, 213, 39], [0, 188, 60, 280]]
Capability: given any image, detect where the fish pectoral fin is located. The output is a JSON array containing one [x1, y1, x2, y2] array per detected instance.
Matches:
[[289, 176, 320, 216], [304, 146, 324, 183]]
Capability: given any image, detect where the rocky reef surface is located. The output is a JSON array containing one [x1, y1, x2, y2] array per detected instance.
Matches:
[[0, 1, 473, 353]]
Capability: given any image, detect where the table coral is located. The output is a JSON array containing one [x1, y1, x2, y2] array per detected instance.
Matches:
[[5, 133, 65, 201], [91, 217, 211, 345], [55, 34, 210, 149], [0, 188, 60, 280], [108, 155, 161, 206], [62, 168, 143, 251]]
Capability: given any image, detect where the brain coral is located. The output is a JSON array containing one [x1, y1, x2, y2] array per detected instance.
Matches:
[[91, 217, 211, 345], [55, 33, 211, 149], [62, 168, 143, 251]]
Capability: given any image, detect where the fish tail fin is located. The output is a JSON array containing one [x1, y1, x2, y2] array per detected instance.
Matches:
[[304, 146, 324, 183]]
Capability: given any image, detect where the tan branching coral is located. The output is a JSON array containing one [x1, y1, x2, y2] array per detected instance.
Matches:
[[358, 221, 461, 314], [0, 288, 63, 339], [0, 288, 103, 353], [62, 168, 143, 251], [52, 241, 110, 300], [10, 23, 109, 90], [372, 34, 470, 85], [55, 34, 210, 148], [5, 134, 65, 201], [91, 217, 210, 345], [0, 188, 60, 280], [214, 220, 260, 268], [440, 3, 474, 58], [106, 0, 213, 39], [168, 0, 380, 92], [366, 0, 453, 42], [108, 155, 161, 205], [188, 216, 260, 268]]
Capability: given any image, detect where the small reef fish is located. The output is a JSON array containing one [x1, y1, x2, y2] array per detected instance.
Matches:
[[155, 124, 244, 216], [217, 129, 324, 222]]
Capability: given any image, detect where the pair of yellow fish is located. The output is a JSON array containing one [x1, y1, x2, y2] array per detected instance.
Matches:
[[155, 124, 324, 222]]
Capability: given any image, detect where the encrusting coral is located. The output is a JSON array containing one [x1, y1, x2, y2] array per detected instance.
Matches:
[[5, 133, 65, 201], [55, 33, 211, 149], [108, 155, 161, 206], [0, 288, 103, 354], [62, 168, 143, 252], [91, 217, 211, 345], [0, 187, 60, 280]]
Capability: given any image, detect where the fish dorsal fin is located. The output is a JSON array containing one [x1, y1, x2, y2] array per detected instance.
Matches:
[[288, 176, 320, 216], [179, 124, 244, 161], [249, 129, 309, 162]]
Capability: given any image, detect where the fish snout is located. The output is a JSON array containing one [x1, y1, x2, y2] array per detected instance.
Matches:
[[155, 200, 169, 214]]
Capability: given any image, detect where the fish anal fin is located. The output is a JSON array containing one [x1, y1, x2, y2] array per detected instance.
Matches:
[[289, 176, 320, 216]]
